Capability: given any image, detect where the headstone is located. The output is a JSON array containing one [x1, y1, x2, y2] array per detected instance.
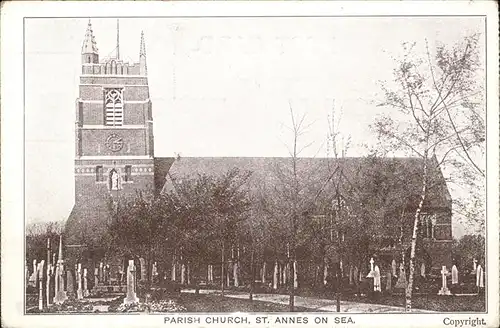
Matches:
[[391, 259, 397, 277], [30, 260, 38, 287], [451, 264, 459, 285], [394, 263, 407, 289], [420, 262, 426, 278], [187, 264, 191, 285], [94, 267, 99, 290], [123, 260, 139, 304], [46, 265, 52, 306], [66, 270, 75, 299], [233, 261, 239, 287], [106, 264, 110, 284], [38, 260, 45, 311], [273, 261, 278, 290], [438, 266, 451, 295], [171, 260, 176, 281], [476, 265, 484, 289], [152, 262, 158, 283], [99, 262, 104, 283], [77, 264, 83, 299], [181, 263, 186, 285], [373, 265, 381, 292], [385, 271, 392, 293], [262, 262, 267, 284], [293, 260, 298, 289], [366, 257, 375, 278], [139, 258, 146, 281], [83, 268, 89, 297]]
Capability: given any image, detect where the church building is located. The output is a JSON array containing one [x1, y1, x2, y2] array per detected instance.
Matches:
[[64, 21, 453, 278]]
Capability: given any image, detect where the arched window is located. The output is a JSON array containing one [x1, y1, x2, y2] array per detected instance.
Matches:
[[104, 88, 123, 126], [111, 60, 117, 75], [117, 63, 123, 75]]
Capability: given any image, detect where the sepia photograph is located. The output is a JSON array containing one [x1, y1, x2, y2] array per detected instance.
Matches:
[[1, 1, 498, 327]]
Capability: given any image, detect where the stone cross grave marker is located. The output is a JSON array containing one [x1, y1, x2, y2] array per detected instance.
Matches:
[[438, 266, 451, 295], [124, 260, 139, 304]]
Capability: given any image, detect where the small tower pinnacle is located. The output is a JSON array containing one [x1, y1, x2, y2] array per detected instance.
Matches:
[[81, 19, 98, 55], [140, 31, 147, 75]]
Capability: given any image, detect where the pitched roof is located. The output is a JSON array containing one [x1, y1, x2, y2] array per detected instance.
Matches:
[[162, 156, 452, 210]]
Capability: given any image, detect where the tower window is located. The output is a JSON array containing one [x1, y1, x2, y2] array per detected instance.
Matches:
[[104, 88, 123, 126], [96, 166, 104, 182], [124, 165, 132, 182]]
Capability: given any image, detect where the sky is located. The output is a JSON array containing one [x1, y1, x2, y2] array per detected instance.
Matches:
[[24, 17, 485, 238]]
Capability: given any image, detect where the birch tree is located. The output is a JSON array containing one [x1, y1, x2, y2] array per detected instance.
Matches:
[[372, 33, 484, 311]]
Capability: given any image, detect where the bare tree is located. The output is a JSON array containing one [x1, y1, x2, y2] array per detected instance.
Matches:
[[372, 33, 484, 311]]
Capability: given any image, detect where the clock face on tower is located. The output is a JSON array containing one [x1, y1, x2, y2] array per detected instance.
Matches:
[[105, 133, 124, 152]]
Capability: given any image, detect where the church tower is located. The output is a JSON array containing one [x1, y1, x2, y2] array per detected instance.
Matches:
[[65, 20, 171, 259]]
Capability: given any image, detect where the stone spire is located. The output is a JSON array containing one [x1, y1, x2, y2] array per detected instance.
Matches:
[[81, 19, 98, 55], [139, 31, 147, 75]]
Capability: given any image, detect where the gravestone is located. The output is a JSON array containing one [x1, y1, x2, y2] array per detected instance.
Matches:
[[385, 271, 392, 293], [438, 266, 451, 295], [394, 263, 407, 289], [391, 259, 397, 277], [451, 264, 459, 285], [67, 270, 75, 299], [420, 262, 426, 278], [29, 260, 38, 287], [83, 268, 89, 297], [94, 267, 99, 290], [46, 265, 52, 306], [473, 258, 477, 272], [123, 260, 139, 304], [366, 257, 375, 278], [152, 262, 158, 283], [476, 265, 484, 291], [273, 261, 278, 290], [171, 260, 176, 281], [54, 265, 68, 304], [99, 262, 104, 283], [373, 264, 381, 292], [139, 258, 146, 281], [293, 260, 298, 289], [38, 261, 45, 310], [233, 261, 239, 287], [181, 263, 186, 285], [77, 264, 83, 299], [262, 262, 267, 284], [187, 264, 191, 285]]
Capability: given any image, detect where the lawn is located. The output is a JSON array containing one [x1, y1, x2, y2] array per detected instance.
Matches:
[[177, 293, 317, 312], [331, 293, 486, 312]]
